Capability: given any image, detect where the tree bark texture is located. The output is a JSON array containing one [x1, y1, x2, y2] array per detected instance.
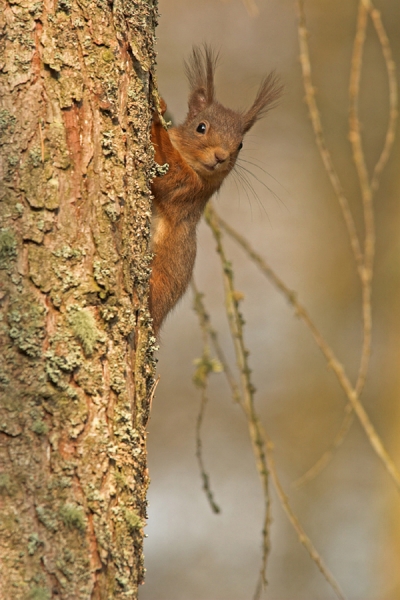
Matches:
[[0, 0, 157, 598]]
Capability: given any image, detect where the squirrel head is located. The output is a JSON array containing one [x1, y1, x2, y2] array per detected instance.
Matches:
[[170, 44, 283, 182]]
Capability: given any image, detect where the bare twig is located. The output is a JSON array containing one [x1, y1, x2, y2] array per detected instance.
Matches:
[[294, 404, 353, 488], [369, 4, 399, 191], [296, 0, 397, 485], [189, 5, 397, 596], [265, 437, 346, 600], [296, 0, 364, 275], [216, 212, 400, 492], [299, 0, 373, 488], [195, 378, 222, 514], [205, 204, 348, 599], [192, 283, 223, 514], [349, 0, 373, 392], [205, 205, 271, 597], [192, 281, 242, 404]]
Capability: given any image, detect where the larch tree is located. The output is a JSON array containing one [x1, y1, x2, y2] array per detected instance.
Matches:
[[0, 0, 158, 598]]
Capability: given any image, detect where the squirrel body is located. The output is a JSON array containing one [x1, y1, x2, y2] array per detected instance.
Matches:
[[150, 46, 282, 334]]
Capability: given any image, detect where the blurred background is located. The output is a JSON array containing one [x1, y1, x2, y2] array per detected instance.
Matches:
[[141, 1, 400, 599]]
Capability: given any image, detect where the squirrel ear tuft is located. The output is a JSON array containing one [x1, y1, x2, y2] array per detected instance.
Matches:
[[242, 72, 283, 133], [188, 88, 208, 119], [185, 44, 218, 118]]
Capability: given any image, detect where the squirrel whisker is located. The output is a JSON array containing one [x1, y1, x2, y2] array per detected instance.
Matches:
[[235, 161, 283, 209], [233, 165, 271, 219]]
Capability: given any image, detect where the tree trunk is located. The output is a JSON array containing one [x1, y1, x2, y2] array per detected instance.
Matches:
[[0, 0, 157, 598]]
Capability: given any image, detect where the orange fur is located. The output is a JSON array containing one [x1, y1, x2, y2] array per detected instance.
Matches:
[[149, 45, 282, 334]]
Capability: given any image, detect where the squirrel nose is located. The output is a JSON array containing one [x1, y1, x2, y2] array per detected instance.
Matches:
[[214, 149, 229, 164]]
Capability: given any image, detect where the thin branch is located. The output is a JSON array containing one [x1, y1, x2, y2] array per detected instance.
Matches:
[[296, 0, 364, 276], [349, 0, 373, 393], [205, 205, 271, 597], [205, 204, 348, 600], [265, 437, 346, 600], [303, 0, 374, 490], [294, 404, 353, 488], [192, 280, 242, 404], [369, 4, 399, 192], [216, 212, 400, 492], [192, 283, 222, 514], [195, 382, 221, 514], [302, 0, 374, 488], [298, 0, 398, 485]]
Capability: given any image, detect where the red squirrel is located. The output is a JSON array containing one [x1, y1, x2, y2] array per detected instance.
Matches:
[[150, 45, 282, 334]]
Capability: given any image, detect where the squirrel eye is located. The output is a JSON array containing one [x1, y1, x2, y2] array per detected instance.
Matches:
[[238, 142, 243, 151], [196, 122, 207, 134]]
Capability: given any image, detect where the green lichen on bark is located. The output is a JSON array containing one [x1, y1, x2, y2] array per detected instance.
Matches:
[[29, 586, 51, 600], [0, 0, 158, 597], [0, 229, 17, 259], [7, 294, 46, 357], [59, 503, 87, 532], [68, 306, 102, 356]]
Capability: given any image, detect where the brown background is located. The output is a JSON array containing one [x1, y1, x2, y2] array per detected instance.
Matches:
[[141, 1, 400, 598]]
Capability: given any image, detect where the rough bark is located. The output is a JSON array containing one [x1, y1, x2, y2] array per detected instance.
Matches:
[[0, 0, 157, 598]]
